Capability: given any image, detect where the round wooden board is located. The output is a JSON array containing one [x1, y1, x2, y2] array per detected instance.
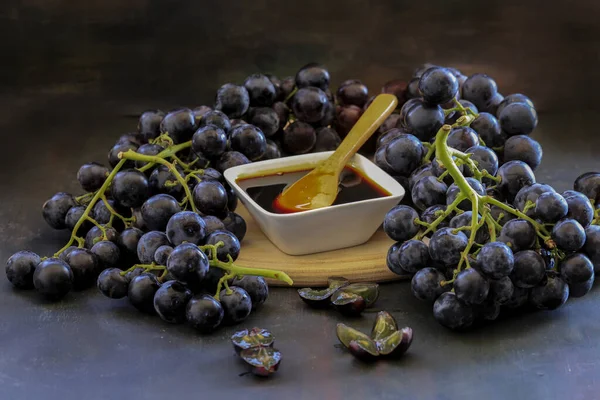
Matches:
[[234, 205, 411, 287]]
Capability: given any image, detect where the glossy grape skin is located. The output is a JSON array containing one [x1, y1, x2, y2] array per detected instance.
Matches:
[[58, 246, 79, 262], [503, 135, 543, 170], [418, 67, 459, 105], [449, 212, 489, 244], [529, 274, 569, 310], [206, 230, 241, 262], [495, 161, 536, 202], [314, 127, 341, 152], [42, 192, 76, 230], [469, 112, 506, 148], [153, 280, 193, 324], [374, 146, 396, 176], [229, 124, 267, 161], [383, 205, 420, 242], [495, 94, 534, 118], [231, 276, 269, 310], [583, 225, 600, 273], [405, 103, 445, 141], [510, 250, 546, 288], [461, 74, 498, 110], [108, 141, 138, 169], [137, 110, 164, 142], [498, 219, 536, 252], [465, 145, 498, 176], [140, 194, 181, 232], [128, 273, 161, 314], [77, 162, 109, 192], [295, 63, 330, 91], [219, 286, 253, 325], [454, 268, 490, 305], [503, 285, 530, 309], [377, 127, 406, 150], [185, 294, 224, 333], [334, 105, 362, 136], [420, 205, 450, 231], [65, 206, 91, 235], [282, 121, 316, 154], [398, 98, 422, 124], [384, 134, 424, 176], [559, 253, 594, 297], [214, 83, 250, 118], [166, 242, 210, 283], [148, 164, 184, 200], [199, 111, 232, 136], [551, 218, 586, 252], [489, 204, 516, 226], [386, 242, 406, 275], [111, 170, 150, 209], [291, 87, 329, 124], [199, 215, 224, 237], [153, 245, 173, 266], [405, 77, 421, 99], [92, 199, 129, 227], [337, 80, 369, 107], [476, 242, 514, 279], [6, 250, 40, 289], [266, 74, 281, 98], [65, 248, 99, 290], [574, 171, 600, 204], [192, 125, 228, 159], [259, 140, 282, 160], [447, 127, 479, 152], [271, 101, 290, 130], [408, 164, 435, 191], [513, 183, 555, 217], [97, 268, 129, 299], [84, 227, 118, 250], [159, 108, 196, 144], [134, 143, 163, 170], [248, 107, 280, 137], [411, 176, 447, 211], [118, 227, 143, 263], [395, 239, 431, 274], [488, 276, 514, 304], [216, 151, 250, 173], [446, 178, 485, 211], [411, 267, 448, 302], [433, 292, 474, 330], [137, 231, 170, 264], [429, 228, 468, 266], [243, 74, 277, 107], [279, 76, 295, 100], [33, 258, 74, 300], [192, 180, 228, 218], [562, 190, 594, 228], [535, 192, 568, 223], [499, 102, 538, 136], [222, 212, 247, 242], [91, 240, 121, 269]]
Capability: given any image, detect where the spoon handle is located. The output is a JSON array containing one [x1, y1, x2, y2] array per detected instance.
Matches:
[[322, 94, 398, 174]]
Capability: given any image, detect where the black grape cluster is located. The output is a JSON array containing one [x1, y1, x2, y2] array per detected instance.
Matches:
[[379, 64, 600, 330]]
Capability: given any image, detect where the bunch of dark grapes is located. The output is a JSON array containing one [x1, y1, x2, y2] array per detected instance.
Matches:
[[381, 64, 600, 330]]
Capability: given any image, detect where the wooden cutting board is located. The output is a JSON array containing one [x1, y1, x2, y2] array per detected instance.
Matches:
[[234, 205, 411, 287]]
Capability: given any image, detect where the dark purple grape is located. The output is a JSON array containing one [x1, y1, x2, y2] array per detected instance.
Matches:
[[137, 231, 169, 264], [295, 63, 330, 91], [91, 240, 121, 269], [429, 228, 468, 266], [279, 76, 295, 100], [496, 94, 534, 118], [411, 267, 448, 302], [489, 204, 516, 226], [231, 276, 268, 310], [148, 164, 184, 200], [222, 212, 247, 242], [418, 67, 459, 105], [405, 103, 444, 141], [282, 121, 316, 154], [381, 79, 407, 104], [386, 242, 407, 275], [192, 125, 227, 159], [33, 258, 74, 300], [128, 273, 161, 314], [229, 124, 267, 161], [563, 190, 594, 228], [405, 77, 421, 99], [243, 74, 277, 107], [206, 230, 241, 262], [461, 74, 498, 110], [134, 143, 163, 170], [583, 225, 600, 273], [335, 105, 362, 136], [118, 227, 143, 263], [192, 105, 212, 121], [510, 250, 546, 288], [408, 163, 435, 191], [447, 127, 479, 152], [433, 292, 474, 330], [216, 151, 250, 173], [111, 170, 150, 209], [574, 171, 600, 204], [466, 145, 498, 176], [411, 176, 447, 211], [477, 242, 514, 279], [65, 248, 99, 290], [166, 243, 209, 283], [77, 162, 109, 192], [153, 245, 173, 266], [259, 140, 282, 160], [97, 268, 129, 299], [314, 127, 341, 152], [108, 142, 138, 169], [140, 194, 181, 232], [449, 212, 489, 244], [65, 206, 91, 235], [383, 205, 420, 243], [446, 178, 485, 211], [384, 134, 424, 177], [6, 250, 40, 289], [513, 183, 555, 216], [137, 110, 164, 142], [186, 294, 224, 332], [420, 205, 450, 231], [159, 108, 196, 144], [192, 180, 228, 217], [42, 192, 76, 230], [559, 253, 594, 297], [215, 83, 250, 118], [529, 273, 569, 310], [499, 102, 538, 136], [535, 192, 568, 223], [495, 161, 536, 202], [219, 286, 252, 325], [488, 276, 514, 304], [503, 135, 543, 170], [337, 80, 369, 107], [84, 226, 118, 249], [201, 215, 226, 237], [498, 219, 536, 252], [247, 107, 279, 138], [291, 87, 329, 124], [469, 112, 505, 148], [454, 268, 489, 305], [272, 101, 290, 131], [395, 239, 431, 274], [551, 218, 586, 252], [480, 92, 504, 115], [153, 280, 193, 324]]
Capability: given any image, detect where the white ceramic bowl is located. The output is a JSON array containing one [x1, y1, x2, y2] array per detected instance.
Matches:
[[223, 151, 405, 256]]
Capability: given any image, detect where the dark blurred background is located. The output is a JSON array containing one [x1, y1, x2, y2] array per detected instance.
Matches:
[[1, 0, 599, 112]]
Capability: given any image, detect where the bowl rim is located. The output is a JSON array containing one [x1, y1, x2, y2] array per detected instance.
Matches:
[[223, 151, 405, 219]]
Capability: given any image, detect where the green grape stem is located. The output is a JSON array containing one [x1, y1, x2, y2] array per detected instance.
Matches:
[[416, 193, 466, 239], [119, 149, 198, 213], [137, 141, 193, 173], [53, 159, 127, 257]]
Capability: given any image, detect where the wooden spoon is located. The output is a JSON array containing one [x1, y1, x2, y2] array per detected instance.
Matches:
[[274, 93, 398, 213]]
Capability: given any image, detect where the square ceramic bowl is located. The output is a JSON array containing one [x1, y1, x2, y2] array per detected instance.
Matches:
[[223, 151, 405, 256]]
